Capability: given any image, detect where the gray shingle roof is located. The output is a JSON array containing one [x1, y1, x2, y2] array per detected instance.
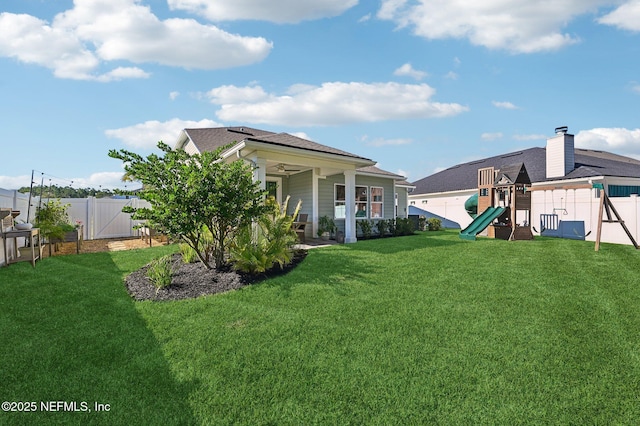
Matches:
[[357, 165, 406, 180], [247, 133, 372, 161], [183, 127, 275, 152], [184, 127, 372, 162], [411, 147, 640, 195], [183, 126, 406, 181]]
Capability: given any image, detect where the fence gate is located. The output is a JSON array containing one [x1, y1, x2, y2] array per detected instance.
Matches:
[[91, 198, 140, 240]]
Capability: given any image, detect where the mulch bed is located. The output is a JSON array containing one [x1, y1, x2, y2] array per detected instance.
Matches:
[[125, 250, 308, 301]]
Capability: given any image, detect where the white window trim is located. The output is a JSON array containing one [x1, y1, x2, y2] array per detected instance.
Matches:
[[371, 186, 384, 219], [266, 176, 282, 203], [334, 183, 346, 219], [335, 183, 371, 219]]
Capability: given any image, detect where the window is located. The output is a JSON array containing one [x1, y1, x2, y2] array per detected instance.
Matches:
[[335, 184, 369, 219], [480, 188, 489, 197], [355, 186, 367, 218], [371, 187, 383, 218], [266, 181, 278, 200], [334, 184, 346, 219]]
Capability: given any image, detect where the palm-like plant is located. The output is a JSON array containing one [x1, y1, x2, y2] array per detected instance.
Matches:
[[229, 196, 301, 274]]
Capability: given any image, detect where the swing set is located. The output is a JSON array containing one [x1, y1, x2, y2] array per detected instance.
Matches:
[[528, 182, 639, 251]]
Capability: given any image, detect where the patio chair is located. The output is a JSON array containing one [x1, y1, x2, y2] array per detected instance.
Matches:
[[293, 213, 308, 242]]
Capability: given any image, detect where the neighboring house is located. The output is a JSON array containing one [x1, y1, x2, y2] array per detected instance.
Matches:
[[408, 205, 461, 229], [409, 127, 640, 245], [174, 127, 413, 243]]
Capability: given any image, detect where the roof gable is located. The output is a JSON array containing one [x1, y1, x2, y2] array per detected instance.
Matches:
[[494, 163, 531, 186]]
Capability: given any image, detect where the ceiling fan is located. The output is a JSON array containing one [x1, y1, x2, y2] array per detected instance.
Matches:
[[275, 163, 301, 173]]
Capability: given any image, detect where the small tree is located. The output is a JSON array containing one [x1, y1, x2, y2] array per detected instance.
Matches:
[[34, 199, 74, 241], [109, 142, 268, 270]]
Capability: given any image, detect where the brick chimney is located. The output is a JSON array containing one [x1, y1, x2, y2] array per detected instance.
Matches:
[[546, 126, 575, 179]]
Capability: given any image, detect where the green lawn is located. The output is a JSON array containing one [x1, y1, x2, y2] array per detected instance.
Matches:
[[2, 230, 640, 424]]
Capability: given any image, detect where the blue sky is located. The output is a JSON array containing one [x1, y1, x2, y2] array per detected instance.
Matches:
[[1, 0, 639, 190]]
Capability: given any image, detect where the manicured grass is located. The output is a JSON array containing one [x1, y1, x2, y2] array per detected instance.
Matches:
[[2, 231, 640, 424]]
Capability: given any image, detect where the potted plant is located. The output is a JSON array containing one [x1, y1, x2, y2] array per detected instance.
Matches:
[[35, 199, 82, 254], [317, 215, 336, 241]]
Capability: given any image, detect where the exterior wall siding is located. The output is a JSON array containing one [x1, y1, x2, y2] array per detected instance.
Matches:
[[396, 187, 409, 219], [320, 174, 398, 236], [285, 172, 312, 238], [286, 171, 312, 216]]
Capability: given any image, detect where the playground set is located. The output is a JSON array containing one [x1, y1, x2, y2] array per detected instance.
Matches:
[[459, 162, 639, 251], [460, 163, 533, 241]]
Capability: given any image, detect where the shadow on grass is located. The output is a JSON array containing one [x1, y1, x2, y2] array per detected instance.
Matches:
[[0, 251, 198, 425]]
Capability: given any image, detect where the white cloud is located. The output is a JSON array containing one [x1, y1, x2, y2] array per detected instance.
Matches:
[[575, 127, 640, 157], [0, 175, 33, 190], [393, 63, 427, 80], [105, 118, 223, 149], [290, 132, 311, 140], [444, 71, 458, 80], [207, 82, 469, 126], [492, 101, 519, 110], [169, 91, 180, 100], [359, 14, 372, 23], [481, 132, 503, 141], [95, 66, 150, 82], [630, 82, 640, 94], [207, 85, 272, 104], [598, 1, 640, 31], [0, 1, 272, 80], [167, 0, 358, 23], [71, 172, 129, 190], [377, 0, 613, 53], [0, 172, 135, 191]]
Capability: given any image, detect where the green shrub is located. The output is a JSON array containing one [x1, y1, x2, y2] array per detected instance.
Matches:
[[317, 215, 336, 238], [229, 196, 300, 274], [396, 218, 415, 235], [375, 219, 388, 237], [358, 220, 373, 239], [35, 199, 74, 241], [427, 217, 442, 231], [387, 219, 398, 236], [179, 243, 198, 263], [146, 254, 174, 295]]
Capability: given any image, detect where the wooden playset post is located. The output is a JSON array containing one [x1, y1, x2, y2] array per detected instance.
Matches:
[[593, 183, 639, 251]]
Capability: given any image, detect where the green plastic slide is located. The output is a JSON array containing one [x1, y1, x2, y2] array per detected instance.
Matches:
[[459, 206, 506, 240]]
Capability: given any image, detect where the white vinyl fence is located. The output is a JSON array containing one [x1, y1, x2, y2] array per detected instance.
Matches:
[[62, 197, 151, 240], [2, 188, 152, 266]]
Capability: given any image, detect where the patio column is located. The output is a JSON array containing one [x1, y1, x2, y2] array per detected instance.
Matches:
[[312, 168, 319, 237], [252, 157, 267, 191], [344, 169, 357, 243]]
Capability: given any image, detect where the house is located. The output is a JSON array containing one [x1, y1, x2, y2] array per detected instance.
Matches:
[[174, 127, 413, 243], [409, 127, 640, 245]]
